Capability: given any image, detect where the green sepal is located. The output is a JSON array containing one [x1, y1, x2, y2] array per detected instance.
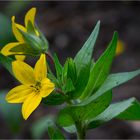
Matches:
[[10, 43, 39, 55], [18, 28, 48, 55], [27, 21, 37, 35], [19, 29, 43, 51], [35, 23, 49, 51]]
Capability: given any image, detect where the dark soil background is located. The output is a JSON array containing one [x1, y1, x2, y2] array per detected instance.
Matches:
[[0, 1, 140, 139]]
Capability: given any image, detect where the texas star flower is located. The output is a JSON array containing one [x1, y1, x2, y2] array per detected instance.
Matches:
[[6, 54, 55, 120], [1, 7, 39, 61]]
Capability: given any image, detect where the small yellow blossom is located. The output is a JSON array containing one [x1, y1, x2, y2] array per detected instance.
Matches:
[[1, 7, 38, 61], [6, 54, 55, 120], [116, 40, 125, 56]]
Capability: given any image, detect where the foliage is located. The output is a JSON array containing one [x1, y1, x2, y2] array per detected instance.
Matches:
[[0, 7, 140, 139]]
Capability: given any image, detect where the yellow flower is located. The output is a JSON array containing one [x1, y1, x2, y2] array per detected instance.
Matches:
[[116, 40, 125, 56], [6, 54, 55, 120], [1, 7, 38, 61]]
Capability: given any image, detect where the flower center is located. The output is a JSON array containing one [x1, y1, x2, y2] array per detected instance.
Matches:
[[31, 81, 41, 93]]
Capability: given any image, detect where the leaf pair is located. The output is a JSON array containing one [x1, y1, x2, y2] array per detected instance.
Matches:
[[81, 31, 118, 99]]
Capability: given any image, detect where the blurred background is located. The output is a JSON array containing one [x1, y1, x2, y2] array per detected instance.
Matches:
[[0, 1, 140, 139]]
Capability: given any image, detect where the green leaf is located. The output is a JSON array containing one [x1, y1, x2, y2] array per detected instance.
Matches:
[[57, 110, 74, 127], [57, 90, 112, 127], [93, 69, 140, 98], [48, 126, 65, 140], [88, 98, 140, 129], [71, 21, 100, 99], [63, 78, 75, 93], [81, 32, 118, 99], [0, 91, 22, 133], [42, 92, 66, 105], [67, 58, 77, 83], [117, 99, 140, 120], [63, 125, 76, 134], [82, 69, 140, 108], [0, 53, 14, 75], [62, 60, 68, 83], [74, 21, 100, 75], [61, 59, 75, 93], [70, 63, 90, 98], [53, 53, 63, 81]]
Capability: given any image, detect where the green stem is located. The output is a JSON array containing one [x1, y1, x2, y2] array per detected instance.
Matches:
[[77, 129, 85, 139], [55, 88, 72, 105], [76, 122, 86, 139], [45, 52, 54, 64]]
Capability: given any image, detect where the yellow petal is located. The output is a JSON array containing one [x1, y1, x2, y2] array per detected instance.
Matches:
[[22, 92, 42, 120], [40, 78, 55, 97], [6, 85, 32, 103], [12, 16, 24, 43], [1, 42, 23, 56], [16, 23, 26, 32], [34, 54, 47, 81], [12, 60, 36, 85], [35, 29, 40, 36], [15, 55, 26, 61], [25, 7, 36, 28], [116, 40, 125, 56]]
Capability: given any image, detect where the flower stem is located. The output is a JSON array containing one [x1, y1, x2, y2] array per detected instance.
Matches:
[[77, 129, 86, 139], [45, 52, 54, 64], [76, 121, 86, 139]]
